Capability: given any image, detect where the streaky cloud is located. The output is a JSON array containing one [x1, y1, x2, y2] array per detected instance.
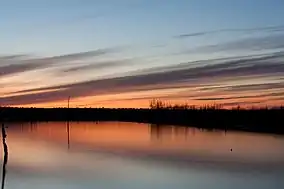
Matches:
[[194, 91, 284, 101], [39, 49, 112, 63], [136, 51, 284, 76], [175, 25, 284, 39], [61, 59, 132, 73], [188, 34, 284, 54], [10, 52, 284, 94], [0, 55, 28, 61], [176, 32, 208, 38], [2, 51, 284, 106], [0, 48, 117, 77], [220, 101, 266, 108], [218, 82, 284, 93], [0, 62, 43, 77]]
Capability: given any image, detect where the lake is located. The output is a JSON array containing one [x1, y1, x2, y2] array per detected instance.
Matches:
[[1, 122, 284, 189]]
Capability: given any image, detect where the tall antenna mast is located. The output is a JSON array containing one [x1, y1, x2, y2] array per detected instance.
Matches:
[[67, 96, 70, 109]]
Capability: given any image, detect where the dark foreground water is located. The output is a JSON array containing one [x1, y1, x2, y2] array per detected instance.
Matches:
[[1, 122, 284, 189]]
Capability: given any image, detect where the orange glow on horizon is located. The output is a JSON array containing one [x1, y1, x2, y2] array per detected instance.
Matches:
[[10, 96, 284, 109]]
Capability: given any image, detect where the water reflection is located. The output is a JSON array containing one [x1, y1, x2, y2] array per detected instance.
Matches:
[[66, 121, 70, 150], [150, 124, 190, 141], [2, 122, 284, 189]]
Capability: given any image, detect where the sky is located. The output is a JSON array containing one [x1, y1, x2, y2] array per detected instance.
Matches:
[[1, 0, 284, 108]]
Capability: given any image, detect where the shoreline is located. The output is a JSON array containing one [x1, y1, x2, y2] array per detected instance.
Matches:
[[1, 107, 284, 135]]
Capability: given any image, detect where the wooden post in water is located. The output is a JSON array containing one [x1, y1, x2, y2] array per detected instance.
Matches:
[[1, 124, 8, 189]]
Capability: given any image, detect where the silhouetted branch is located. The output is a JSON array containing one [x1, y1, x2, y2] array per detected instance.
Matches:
[[1, 124, 8, 189]]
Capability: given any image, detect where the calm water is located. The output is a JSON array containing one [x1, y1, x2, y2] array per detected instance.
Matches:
[[1, 122, 284, 189]]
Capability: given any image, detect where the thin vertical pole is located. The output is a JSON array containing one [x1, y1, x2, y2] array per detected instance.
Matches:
[[67, 96, 70, 150], [67, 96, 70, 109], [67, 121, 70, 150]]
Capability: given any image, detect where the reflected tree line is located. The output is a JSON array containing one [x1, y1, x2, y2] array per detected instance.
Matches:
[[150, 124, 190, 141], [30, 122, 71, 150], [149, 124, 223, 141]]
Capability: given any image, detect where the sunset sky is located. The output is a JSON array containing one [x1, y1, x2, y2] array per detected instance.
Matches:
[[1, 0, 284, 108]]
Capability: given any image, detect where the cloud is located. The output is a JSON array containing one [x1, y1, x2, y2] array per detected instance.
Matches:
[[2, 51, 284, 106], [0, 62, 41, 77], [194, 91, 284, 101], [175, 25, 284, 39], [38, 49, 111, 63], [189, 34, 284, 54], [0, 48, 116, 77], [61, 59, 132, 73], [0, 55, 28, 61], [220, 101, 265, 107], [201, 82, 284, 93], [176, 32, 208, 38]]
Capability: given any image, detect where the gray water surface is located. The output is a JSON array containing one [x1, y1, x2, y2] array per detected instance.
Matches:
[[1, 122, 284, 189]]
